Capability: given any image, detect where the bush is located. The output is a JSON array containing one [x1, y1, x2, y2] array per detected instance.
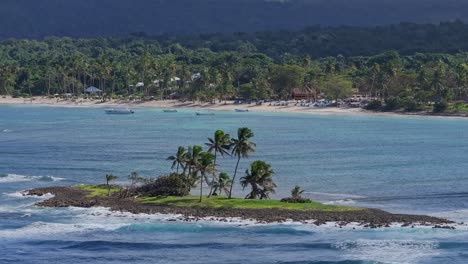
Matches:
[[280, 197, 312, 203], [452, 102, 468, 112], [433, 101, 448, 113], [383, 97, 403, 111], [12, 90, 21, 98], [365, 100, 382, 110], [280, 185, 312, 203], [136, 173, 190, 197], [403, 100, 419, 112]]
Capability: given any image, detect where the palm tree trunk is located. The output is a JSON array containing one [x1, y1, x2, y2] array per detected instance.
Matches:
[[207, 150, 218, 198], [228, 156, 241, 199], [199, 174, 203, 202], [176, 163, 179, 174], [47, 74, 51, 96]]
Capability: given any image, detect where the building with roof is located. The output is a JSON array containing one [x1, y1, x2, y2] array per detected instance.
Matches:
[[84, 86, 102, 94]]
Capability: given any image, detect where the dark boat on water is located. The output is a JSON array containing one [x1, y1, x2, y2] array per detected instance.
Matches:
[[105, 108, 134, 114], [195, 112, 215, 116]]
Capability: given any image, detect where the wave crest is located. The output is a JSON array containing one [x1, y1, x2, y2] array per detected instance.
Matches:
[[0, 174, 65, 183]]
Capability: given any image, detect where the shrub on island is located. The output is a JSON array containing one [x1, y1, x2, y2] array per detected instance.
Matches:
[[136, 173, 190, 197], [280, 197, 312, 203], [281, 185, 312, 203]]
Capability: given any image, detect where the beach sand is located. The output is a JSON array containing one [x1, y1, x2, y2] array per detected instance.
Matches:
[[0, 96, 465, 118]]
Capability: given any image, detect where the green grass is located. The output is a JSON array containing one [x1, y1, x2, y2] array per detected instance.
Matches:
[[74, 185, 359, 211], [137, 195, 359, 211], [76, 184, 121, 197]]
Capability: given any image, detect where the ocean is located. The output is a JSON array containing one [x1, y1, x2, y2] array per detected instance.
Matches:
[[1, 104, 468, 264]]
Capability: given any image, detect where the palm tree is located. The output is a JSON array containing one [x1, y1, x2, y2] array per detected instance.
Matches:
[[206, 130, 231, 164], [183, 145, 204, 186], [291, 185, 305, 200], [211, 172, 231, 196], [229, 127, 256, 198], [167, 146, 186, 174], [431, 65, 447, 99], [206, 130, 231, 197], [196, 152, 216, 202], [105, 174, 119, 196], [240, 161, 276, 200]]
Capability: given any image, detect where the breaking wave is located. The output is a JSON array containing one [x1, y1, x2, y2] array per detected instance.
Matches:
[[0, 173, 65, 183]]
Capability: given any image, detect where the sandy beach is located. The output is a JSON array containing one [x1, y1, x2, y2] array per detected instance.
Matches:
[[0, 96, 451, 118]]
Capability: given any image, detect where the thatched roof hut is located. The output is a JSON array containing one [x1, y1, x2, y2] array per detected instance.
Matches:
[[291, 86, 316, 100]]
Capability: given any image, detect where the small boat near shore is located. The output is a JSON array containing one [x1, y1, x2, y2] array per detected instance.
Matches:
[[163, 109, 178, 113], [235, 109, 249, 112], [195, 112, 215, 116], [105, 108, 134, 114]]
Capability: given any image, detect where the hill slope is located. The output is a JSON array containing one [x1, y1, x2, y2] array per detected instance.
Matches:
[[1, 0, 468, 38]]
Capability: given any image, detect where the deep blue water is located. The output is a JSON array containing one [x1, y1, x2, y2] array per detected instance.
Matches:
[[1, 105, 468, 264]]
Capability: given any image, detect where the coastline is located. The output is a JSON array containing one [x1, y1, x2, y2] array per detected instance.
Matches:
[[26, 186, 455, 229], [2, 96, 468, 119]]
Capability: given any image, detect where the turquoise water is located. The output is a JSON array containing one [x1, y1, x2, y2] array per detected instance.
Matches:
[[1, 105, 468, 263]]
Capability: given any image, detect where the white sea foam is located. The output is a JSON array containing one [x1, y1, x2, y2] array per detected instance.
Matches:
[[304, 192, 364, 205], [4, 191, 28, 198], [324, 199, 357, 205], [0, 221, 130, 239], [3, 191, 55, 199], [2, 129, 13, 133], [431, 210, 468, 223], [304, 192, 366, 199], [334, 239, 439, 264], [0, 204, 39, 214], [0, 208, 128, 239], [0, 174, 65, 183]]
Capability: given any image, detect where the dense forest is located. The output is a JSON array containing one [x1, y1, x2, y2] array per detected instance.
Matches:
[[1, 0, 468, 38], [156, 21, 468, 59], [3, 22, 468, 112]]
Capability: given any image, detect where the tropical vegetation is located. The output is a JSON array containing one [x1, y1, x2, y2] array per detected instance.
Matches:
[[105, 174, 118, 196], [281, 185, 312, 203], [240, 161, 276, 200], [76, 183, 355, 211], [82, 128, 354, 211], [159, 127, 262, 201], [4, 26, 468, 113]]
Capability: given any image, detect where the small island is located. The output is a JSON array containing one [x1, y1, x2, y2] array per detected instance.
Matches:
[[26, 127, 454, 229], [27, 185, 453, 228]]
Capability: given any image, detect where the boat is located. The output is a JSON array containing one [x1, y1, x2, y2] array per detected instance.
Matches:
[[105, 108, 134, 114], [235, 109, 249, 112], [195, 112, 215, 116], [163, 109, 178, 113]]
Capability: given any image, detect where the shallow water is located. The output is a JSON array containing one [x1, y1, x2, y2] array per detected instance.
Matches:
[[1, 105, 468, 263]]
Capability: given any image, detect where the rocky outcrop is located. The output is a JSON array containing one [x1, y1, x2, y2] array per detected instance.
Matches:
[[26, 186, 454, 228]]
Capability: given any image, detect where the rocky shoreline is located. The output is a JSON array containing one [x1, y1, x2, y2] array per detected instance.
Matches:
[[27, 186, 455, 229]]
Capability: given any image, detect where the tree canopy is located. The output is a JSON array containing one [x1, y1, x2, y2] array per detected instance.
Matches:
[[2, 29, 468, 108]]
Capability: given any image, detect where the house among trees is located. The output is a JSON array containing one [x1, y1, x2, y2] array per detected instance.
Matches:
[[291, 86, 316, 101], [349, 89, 372, 101], [84, 86, 102, 95]]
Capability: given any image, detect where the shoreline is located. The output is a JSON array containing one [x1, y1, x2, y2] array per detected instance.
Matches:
[[2, 96, 468, 119], [26, 186, 455, 229]]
